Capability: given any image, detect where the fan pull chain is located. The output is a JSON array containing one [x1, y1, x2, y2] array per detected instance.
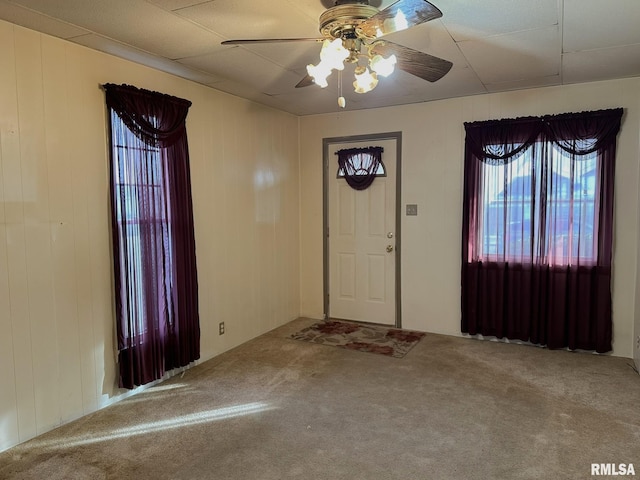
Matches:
[[338, 69, 346, 108]]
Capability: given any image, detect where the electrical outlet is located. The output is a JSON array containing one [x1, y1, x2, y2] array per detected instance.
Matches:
[[219, 322, 225, 335], [636, 335, 640, 349]]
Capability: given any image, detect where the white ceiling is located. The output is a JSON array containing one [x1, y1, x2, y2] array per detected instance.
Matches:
[[1, 0, 639, 116]]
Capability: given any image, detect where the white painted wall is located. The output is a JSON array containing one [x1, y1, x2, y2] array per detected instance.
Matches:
[[0, 20, 300, 452], [300, 78, 640, 360]]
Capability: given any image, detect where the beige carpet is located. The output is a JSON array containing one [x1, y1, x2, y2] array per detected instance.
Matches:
[[1, 317, 639, 480]]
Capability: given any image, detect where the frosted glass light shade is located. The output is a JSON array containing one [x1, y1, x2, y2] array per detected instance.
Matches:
[[370, 54, 397, 77], [353, 66, 378, 93]]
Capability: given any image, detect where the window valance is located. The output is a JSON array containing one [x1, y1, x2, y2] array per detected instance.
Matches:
[[104, 83, 192, 148], [336, 146, 384, 190], [464, 108, 623, 165]]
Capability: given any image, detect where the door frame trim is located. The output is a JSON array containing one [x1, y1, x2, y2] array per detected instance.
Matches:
[[322, 131, 402, 328]]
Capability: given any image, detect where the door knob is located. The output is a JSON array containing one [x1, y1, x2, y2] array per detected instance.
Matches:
[[387, 232, 394, 239], [386, 245, 394, 253]]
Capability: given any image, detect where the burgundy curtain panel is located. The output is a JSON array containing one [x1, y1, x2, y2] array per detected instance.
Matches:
[[461, 108, 623, 353], [105, 83, 200, 388]]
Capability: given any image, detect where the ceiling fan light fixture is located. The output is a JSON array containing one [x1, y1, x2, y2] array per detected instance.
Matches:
[[306, 62, 332, 88], [222, 0, 452, 106], [353, 65, 378, 93], [306, 38, 350, 87], [369, 53, 397, 77], [319, 38, 350, 70]]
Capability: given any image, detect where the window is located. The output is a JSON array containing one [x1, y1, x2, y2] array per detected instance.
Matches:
[[110, 111, 173, 341], [105, 83, 200, 389], [337, 155, 386, 177], [461, 108, 622, 353], [477, 141, 597, 265], [335, 146, 384, 190]]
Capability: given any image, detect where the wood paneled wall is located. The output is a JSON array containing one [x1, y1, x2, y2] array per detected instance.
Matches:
[[0, 20, 300, 452], [299, 77, 640, 360]]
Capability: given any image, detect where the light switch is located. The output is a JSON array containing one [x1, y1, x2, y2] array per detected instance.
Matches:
[[406, 204, 418, 216]]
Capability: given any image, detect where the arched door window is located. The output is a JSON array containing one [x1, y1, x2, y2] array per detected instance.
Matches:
[[336, 146, 385, 190]]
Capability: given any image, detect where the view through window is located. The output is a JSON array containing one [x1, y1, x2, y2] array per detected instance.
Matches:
[[111, 110, 173, 341], [337, 153, 386, 177], [478, 142, 597, 265]]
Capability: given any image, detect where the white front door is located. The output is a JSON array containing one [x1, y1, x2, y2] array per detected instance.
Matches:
[[328, 138, 397, 325]]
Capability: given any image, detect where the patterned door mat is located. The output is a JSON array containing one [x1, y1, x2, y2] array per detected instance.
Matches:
[[290, 320, 425, 358]]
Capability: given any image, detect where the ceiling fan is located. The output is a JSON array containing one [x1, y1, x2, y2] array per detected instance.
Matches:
[[221, 0, 453, 105]]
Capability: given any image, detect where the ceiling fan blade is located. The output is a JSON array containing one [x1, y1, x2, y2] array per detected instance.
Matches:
[[222, 38, 323, 45], [370, 41, 452, 82], [357, 0, 442, 38], [295, 75, 316, 88]]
